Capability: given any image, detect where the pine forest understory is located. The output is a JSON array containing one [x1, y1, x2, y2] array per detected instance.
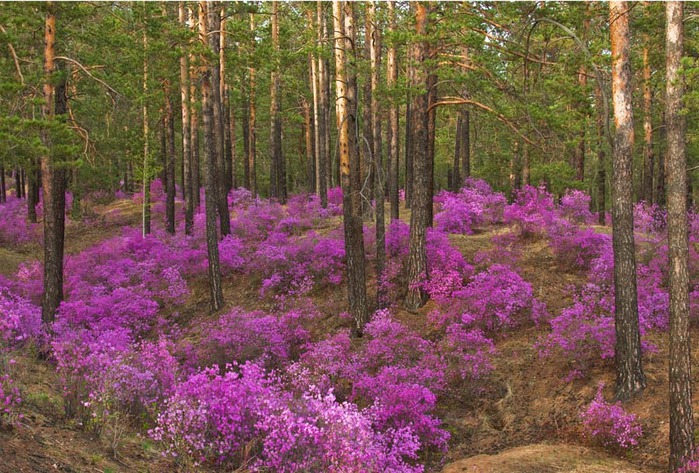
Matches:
[[3, 1, 699, 472]]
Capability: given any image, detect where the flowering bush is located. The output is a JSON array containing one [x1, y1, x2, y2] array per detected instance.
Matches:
[[0, 287, 43, 346], [504, 185, 557, 238], [560, 189, 594, 225], [434, 178, 506, 235], [580, 383, 642, 449], [0, 369, 21, 427]]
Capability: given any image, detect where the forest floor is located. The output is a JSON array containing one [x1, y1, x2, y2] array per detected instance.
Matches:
[[0, 200, 682, 473]]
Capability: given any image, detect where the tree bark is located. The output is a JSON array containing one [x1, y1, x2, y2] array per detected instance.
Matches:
[[334, 0, 369, 337], [0, 162, 6, 203], [317, 1, 329, 206], [27, 163, 39, 223], [666, 3, 694, 470], [309, 10, 320, 195], [595, 83, 606, 225], [164, 79, 176, 235], [142, 12, 151, 237], [270, 1, 285, 203], [387, 0, 399, 220], [220, 8, 232, 194], [426, 71, 436, 226], [405, 96, 413, 209], [200, 1, 224, 311], [206, 5, 230, 236], [179, 2, 193, 235], [610, 0, 646, 401], [642, 15, 654, 204], [248, 13, 257, 196], [361, 7, 374, 219], [40, 3, 67, 325], [188, 5, 200, 209], [368, 0, 386, 307], [405, 2, 430, 312]]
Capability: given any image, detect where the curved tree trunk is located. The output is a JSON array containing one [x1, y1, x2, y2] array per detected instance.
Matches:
[[609, 0, 646, 401]]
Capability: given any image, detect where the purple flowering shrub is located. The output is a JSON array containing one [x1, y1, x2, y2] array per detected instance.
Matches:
[[0, 287, 43, 346], [295, 311, 451, 452], [197, 307, 316, 369], [432, 264, 544, 334], [547, 221, 612, 271], [151, 361, 423, 472], [579, 383, 642, 449], [0, 197, 42, 246], [504, 185, 557, 238], [434, 178, 506, 235], [252, 231, 345, 299], [560, 189, 594, 225]]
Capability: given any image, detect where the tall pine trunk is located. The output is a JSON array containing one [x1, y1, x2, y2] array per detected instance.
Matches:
[[387, 0, 399, 220], [41, 3, 67, 324], [642, 16, 654, 204], [200, 1, 224, 311], [164, 80, 176, 234], [610, 0, 646, 401], [334, 0, 368, 337], [405, 2, 429, 312], [248, 13, 257, 196], [666, 2, 694, 470], [317, 1, 329, 206], [206, 5, 230, 236], [179, 2, 193, 234]]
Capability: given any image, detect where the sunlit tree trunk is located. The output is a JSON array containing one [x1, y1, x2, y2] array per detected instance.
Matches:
[[666, 2, 694, 470], [610, 0, 646, 401], [334, 0, 368, 336], [220, 8, 232, 194], [405, 2, 429, 312], [595, 84, 606, 225], [41, 2, 67, 324]]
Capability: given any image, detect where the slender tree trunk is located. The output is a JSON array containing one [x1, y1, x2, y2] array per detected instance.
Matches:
[[334, 0, 368, 337], [242, 93, 250, 189], [164, 80, 176, 234], [270, 1, 285, 203], [405, 96, 413, 209], [317, 1, 329, 206], [361, 8, 374, 219], [453, 111, 462, 193], [27, 163, 39, 223], [642, 17, 654, 204], [248, 13, 257, 196], [426, 71, 436, 226], [220, 8, 232, 194], [666, 3, 694, 470], [206, 5, 230, 236], [302, 97, 314, 192], [387, 0, 399, 220], [610, 0, 646, 401], [575, 66, 586, 182], [595, 84, 606, 225], [200, 1, 224, 311], [14, 169, 21, 199], [368, 0, 386, 307], [228, 89, 237, 190], [405, 2, 429, 312], [40, 3, 66, 325], [657, 112, 666, 207], [142, 15, 151, 237], [309, 13, 320, 195], [179, 2, 193, 235], [0, 162, 5, 203], [188, 6, 200, 209]]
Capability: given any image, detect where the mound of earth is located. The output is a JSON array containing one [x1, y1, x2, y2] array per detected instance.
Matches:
[[441, 444, 644, 473]]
